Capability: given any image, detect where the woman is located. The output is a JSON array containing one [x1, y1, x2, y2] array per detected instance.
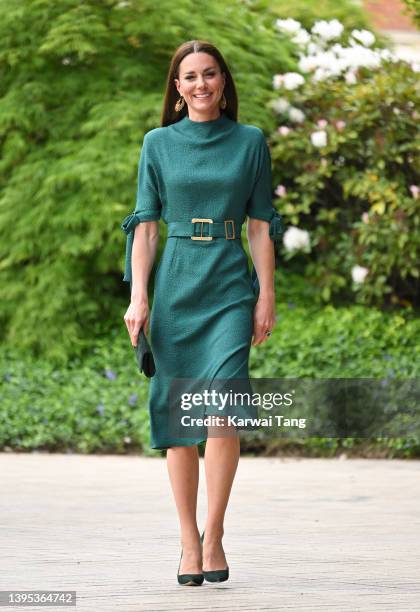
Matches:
[[122, 40, 282, 586]]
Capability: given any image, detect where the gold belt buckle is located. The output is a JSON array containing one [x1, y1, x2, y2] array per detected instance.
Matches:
[[224, 220, 235, 239], [191, 218, 213, 241]]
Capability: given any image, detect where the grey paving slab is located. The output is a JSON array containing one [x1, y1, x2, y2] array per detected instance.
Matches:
[[0, 453, 419, 611]]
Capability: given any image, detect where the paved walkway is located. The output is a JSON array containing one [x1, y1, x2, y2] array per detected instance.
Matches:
[[0, 453, 419, 611]]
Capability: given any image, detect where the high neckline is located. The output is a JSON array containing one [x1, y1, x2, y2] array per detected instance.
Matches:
[[175, 111, 231, 137], [184, 112, 226, 126]]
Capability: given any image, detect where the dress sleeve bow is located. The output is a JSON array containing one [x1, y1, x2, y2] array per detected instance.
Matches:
[[120, 210, 160, 284], [268, 209, 284, 242], [250, 207, 285, 297]]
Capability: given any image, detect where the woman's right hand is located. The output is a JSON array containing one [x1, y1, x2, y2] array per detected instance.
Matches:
[[124, 297, 150, 347]]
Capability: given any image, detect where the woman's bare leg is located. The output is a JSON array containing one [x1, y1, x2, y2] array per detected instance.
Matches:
[[166, 445, 202, 573], [203, 427, 240, 571]]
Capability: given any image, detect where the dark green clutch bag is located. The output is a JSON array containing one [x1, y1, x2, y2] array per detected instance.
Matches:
[[134, 328, 155, 378]]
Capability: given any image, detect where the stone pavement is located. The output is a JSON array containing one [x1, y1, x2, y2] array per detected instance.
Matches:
[[0, 452, 419, 611]]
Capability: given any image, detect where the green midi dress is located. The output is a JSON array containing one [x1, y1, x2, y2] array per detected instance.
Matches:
[[121, 111, 283, 450]]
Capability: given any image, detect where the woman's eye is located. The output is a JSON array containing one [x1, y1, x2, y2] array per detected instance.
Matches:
[[186, 72, 216, 80]]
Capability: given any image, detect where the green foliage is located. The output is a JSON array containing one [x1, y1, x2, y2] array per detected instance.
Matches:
[[0, 328, 153, 455], [0, 0, 296, 363], [1, 1, 413, 459], [270, 61, 420, 307], [1, 273, 419, 457], [401, 0, 420, 26], [251, 272, 420, 379], [268, 0, 371, 31]]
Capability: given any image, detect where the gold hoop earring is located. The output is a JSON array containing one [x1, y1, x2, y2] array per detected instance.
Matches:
[[219, 93, 227, 109], [175, 96, 185, 112]]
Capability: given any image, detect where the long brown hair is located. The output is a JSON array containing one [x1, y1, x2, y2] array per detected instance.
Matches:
[[160, 40, 238, 127]]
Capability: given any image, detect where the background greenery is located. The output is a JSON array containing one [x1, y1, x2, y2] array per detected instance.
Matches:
[[270, 22, 420, 306], [1, 0, 418, 456], [0, 0, 370, 362], [1, 271, 419, 457], [270, 53, 419, 307], [402, 0, 420, 26]]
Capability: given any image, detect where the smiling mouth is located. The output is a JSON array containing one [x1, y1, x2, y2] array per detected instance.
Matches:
[[193, 93, 212, 98]]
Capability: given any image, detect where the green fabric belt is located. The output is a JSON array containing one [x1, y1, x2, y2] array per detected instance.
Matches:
[[167, 219, 241, 240], [120, 208, 285, 295]]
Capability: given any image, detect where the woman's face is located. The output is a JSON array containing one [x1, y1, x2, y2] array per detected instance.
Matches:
[[174, 52, 226, 118]]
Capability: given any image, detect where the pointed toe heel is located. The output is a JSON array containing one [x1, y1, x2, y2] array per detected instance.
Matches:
[[202, 566, 230, 583], [200, 530, 230, 583], [177, 548, 204, 586]]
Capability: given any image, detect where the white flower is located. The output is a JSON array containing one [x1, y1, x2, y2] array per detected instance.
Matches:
[[298, 55, 319, 72], [312, 19, 344, 41], [410, 185, 419, 199], [351, 29, 375, 47], [275, 18, 302, 34], [307, 42, 321, 55], [343, 44, 382, 70], [311, 130, 328, 147], [272, 74, 284, 89], [379, 48, 395, 62], [330, 43, 345, 54], [275, 185, 287, 197], [292, 29, 311, 46], [294, 33, 398, 85], [312, 67, 329, 82], [271, 97, 290, 113], [277, 126, 291, 136], [289, 107, 305, 123], [345, 70, 357, 84], [274, 72, 305, 90], [283, 227, 310, 252], [361, 212, 369, 224], [283, 72, 305, 90], [311, 50, 337, 69], [351, 265, 369, 284]]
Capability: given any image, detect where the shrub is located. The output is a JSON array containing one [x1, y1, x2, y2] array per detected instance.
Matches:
[[0, 0, 372, 363], [1, 273, 419, 456], [402, 0, 420, 27], [269, 19, 420, 307]]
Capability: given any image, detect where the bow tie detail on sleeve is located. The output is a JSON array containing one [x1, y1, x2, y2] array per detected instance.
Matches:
[[250, 207, 284, 297], [269, 209, 284, 241], [121, 211, 159, 284], [121, 211, 144, 235]]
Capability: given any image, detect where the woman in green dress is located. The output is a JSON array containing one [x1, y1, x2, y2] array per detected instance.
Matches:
[[122, 40, 282, 585]]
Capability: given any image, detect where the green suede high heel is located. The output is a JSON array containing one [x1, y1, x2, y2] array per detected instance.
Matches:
[[200, 530, 229, 583], [177, 547, 204, 586]]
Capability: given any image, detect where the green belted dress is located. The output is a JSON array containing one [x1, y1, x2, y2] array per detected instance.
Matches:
[[121, 111, 283, 450]]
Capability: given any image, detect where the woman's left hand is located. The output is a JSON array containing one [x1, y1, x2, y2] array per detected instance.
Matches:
[[252, 293, 276, 346]]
